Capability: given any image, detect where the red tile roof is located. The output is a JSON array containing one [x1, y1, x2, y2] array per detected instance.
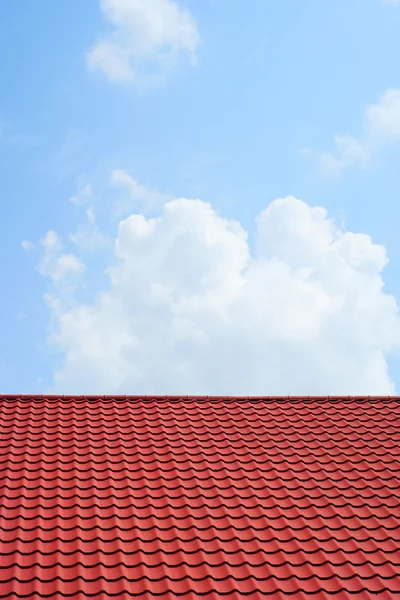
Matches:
[[0, 395, 399, 599]]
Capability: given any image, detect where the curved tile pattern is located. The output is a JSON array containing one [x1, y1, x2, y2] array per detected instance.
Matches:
[[0, 395, 399, 599]]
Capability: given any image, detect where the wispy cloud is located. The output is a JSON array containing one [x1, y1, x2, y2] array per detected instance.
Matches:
[[69, 175, 94, 206], [21, 240, 35, 252], [311, 89, 400, 174], [110, 169, 169, 212], [86, 0, 200, 87], [70, 207, 110, 251], [38, 231, 85, 283]]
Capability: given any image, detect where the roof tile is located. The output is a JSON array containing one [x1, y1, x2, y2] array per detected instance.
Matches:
[[0, 395, 399, 598]]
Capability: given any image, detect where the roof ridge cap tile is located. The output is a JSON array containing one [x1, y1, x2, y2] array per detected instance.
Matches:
[[0, 395, 399, 403]]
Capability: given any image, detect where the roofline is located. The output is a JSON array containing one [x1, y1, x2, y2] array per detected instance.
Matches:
[[1, 394, 399, 401]]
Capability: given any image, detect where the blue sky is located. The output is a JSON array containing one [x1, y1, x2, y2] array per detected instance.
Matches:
[[1, 0, 400, 394]]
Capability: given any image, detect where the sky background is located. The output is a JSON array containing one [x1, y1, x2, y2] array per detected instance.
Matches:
[[1, 0, 400, 394]]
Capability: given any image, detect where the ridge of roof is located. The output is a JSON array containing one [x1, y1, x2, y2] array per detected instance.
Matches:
[[1, 394, 399, 401]]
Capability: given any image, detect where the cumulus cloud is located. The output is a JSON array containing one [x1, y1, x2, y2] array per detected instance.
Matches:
[[316, 89, 400, 173], [86, 0, 200, 85], [38, 183, 400, 395]]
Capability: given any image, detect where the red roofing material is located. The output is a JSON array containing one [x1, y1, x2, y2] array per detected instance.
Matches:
[[0, 395, 399, 599]]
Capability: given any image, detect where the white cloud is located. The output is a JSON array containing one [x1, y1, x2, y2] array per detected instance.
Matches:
[[69, 175, 93, 206], [86, 0, 200, 85], [111, 169, 168, 212], [39, 231, 85, 283], [68, 177, 110, 251], [21, 240, 35, 251], [316, 89, 400, 173], [39, 186, 400, 395], [70, 207, 110, 251]]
